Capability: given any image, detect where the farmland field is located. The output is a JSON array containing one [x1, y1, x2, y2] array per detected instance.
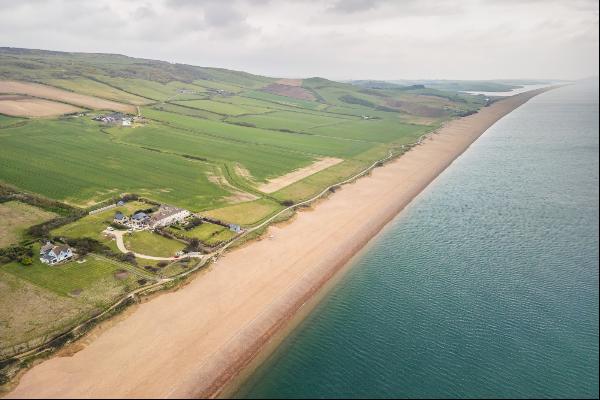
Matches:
[[0, 118, 230, 210], [0, 48, 485, 223], [0, 81, 136, 114], [0, 201, 57, 247], [45, 78, 153, 105], [171, 99, 271, 115], [0, 96, 83, 117]]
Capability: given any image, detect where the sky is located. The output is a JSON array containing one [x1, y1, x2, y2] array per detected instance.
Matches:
[[0, 0, 598, 80]]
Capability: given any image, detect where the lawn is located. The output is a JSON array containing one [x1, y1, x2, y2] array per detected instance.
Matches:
[[171, 222, 236, 246], [0, 201, 57, 247], [3, 247, 138, 298], [123, 231, 184, 257]]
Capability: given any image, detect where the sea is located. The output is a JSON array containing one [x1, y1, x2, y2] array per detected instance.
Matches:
[[235, 80, 599, 399]]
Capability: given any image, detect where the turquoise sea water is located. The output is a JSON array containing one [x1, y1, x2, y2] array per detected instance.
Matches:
[[235, 81, 599, 399]]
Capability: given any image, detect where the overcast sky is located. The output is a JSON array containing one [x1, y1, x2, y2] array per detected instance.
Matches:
[[0, 0, 597, 80]]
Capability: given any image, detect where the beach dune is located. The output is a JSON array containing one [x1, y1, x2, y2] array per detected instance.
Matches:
[[4, 88, 551, 399]]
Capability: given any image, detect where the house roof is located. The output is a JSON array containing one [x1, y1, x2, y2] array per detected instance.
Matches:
[[52, 245, 70, 254], [40, 242, 54, 254], [148, 205, 188, 224], [115, 211, 126, 220], [132, 212, 149, 220]]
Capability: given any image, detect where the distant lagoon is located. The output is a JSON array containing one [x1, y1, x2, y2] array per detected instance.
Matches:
[[462, 83, 557, 97]]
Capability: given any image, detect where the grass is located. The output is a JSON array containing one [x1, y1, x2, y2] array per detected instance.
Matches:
[[0, 270, 89, 353], [52, 201, 148, 242], [123, 231, 184, 257], [204, 198, 283, 226], [0, 114, 25, 128], [1, 249, 142, 353], [171, 222, 236, 246], [0, 201, 57, 247], [3, 246, 137, 299]]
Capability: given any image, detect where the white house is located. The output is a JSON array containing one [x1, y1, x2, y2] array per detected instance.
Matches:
[[40, 242, 73, 265], [148, 205, 190, 229]]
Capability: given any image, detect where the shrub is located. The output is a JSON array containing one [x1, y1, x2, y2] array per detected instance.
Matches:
[[19, 256, 33, 266]]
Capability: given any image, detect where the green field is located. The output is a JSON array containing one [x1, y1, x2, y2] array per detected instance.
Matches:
[[45, 78, 153, 105], [123, 231, 184, 257], [172, 99, 271, 115], [0, 118, 231, 210]]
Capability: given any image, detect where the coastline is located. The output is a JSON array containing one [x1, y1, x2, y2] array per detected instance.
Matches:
[[4, 88, 553, 399]]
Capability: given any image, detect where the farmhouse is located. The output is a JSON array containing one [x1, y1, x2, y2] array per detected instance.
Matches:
[[148, 205, 190, 229], [39, 242, 73, 265], [130, 212, 150, 228], [114, 211, 128, 224]]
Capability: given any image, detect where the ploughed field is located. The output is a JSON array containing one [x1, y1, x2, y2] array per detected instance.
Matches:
[[0, 48, 486, 224]]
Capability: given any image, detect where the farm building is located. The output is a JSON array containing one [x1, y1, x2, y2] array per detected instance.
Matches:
[[148, 205, 190, 229], [39, 242, 73, 265]]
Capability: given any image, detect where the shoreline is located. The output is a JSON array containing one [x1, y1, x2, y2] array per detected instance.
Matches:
[[4, 87, 554, 399]]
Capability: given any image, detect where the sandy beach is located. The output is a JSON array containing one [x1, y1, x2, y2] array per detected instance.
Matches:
[[4, 88, 552, 399]]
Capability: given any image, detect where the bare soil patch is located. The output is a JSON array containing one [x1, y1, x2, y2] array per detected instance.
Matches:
[[0, 80, 136, 114], [259, 157, 343, 193], [261, 83, 315, 101], [275, 79, 303, 87], [0, 96, 83, 117]]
